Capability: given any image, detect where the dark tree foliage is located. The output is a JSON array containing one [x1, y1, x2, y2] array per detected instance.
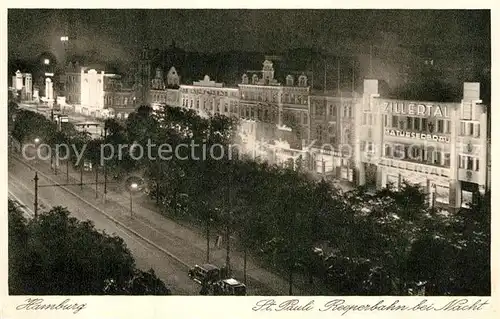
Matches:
[[8, 202, 170, 295]]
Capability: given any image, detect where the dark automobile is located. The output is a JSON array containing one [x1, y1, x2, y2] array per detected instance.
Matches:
[[211, 278, 247, 295], [188, 264, 220, 284]]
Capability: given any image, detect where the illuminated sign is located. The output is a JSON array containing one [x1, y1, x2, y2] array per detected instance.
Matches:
[[45, 72, 54, 77], [382, 101, 450, 118], [379, 158, 449, 177], [385, 129, 450, 143]]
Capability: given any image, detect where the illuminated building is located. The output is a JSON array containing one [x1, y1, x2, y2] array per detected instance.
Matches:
[[308, 92, 357, 182], [179, 75, 239, 118], [238, 60, 310, 157], [80, 68, 105, 116], [11, 70, 33, 100], [354, 79, 489, 209]]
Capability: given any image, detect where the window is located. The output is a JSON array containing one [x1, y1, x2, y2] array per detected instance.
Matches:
[[190, 99, 193, 108], [329, 105, 335, 116], [414, 117, 420, 131], [411, 146, 421, 159], [196, 100, 200, 109], [348, 106, 352, 118], [385, 144, 392, 157], [437, 120, 444, 133], [399, 117, 405, 130], [367, 114, 372, 125], [384, 115, 388, 126], [362, 113, 367, 125], [475, 158, 480, 171], [434, 151, 442, 165], [466, 156, 474, 170], [407, 117, 413, 130], [444, 153, 451, 167], [460, 122, 466, 135], [316, 125, 323, 141], [459, 155, 466, 168], [468, 122, 474, 136], [303, 113, 308, 124], [474, 123, 480, 137], [421, 118, 428, 132], [392, 116, 398, 128], [445, 120, 451, 134]]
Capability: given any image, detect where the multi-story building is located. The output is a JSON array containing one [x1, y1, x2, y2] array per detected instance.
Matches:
[[308, 91, 357, 182], [62, 62, 81, 105], [354, 79, 489, 209], [178, 75, 240, 118], [79, 68, 105, 116], [238, 60, 310, 149], [11, 70, 33, 101], [145, 60, 490, 209]]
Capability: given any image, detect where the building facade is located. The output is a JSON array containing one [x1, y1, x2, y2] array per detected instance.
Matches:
[[80, 68, 105, 116], [144, 61, 490, 209], [11, 70, 33, 101], [354, 79, 488, 209]]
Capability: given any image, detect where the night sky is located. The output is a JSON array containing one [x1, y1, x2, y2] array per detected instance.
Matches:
[[8, 9, 490, 62]]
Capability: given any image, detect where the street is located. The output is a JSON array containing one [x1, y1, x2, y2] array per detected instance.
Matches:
[[8, 151, 304, 295], [8, 156, 198, 295]]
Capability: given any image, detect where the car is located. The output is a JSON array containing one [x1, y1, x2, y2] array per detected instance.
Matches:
[[211, 278, 247, 296], [188, 264, 220, 285]]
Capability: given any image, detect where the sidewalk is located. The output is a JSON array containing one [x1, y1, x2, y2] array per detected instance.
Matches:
[[19, 155, 322, 295]]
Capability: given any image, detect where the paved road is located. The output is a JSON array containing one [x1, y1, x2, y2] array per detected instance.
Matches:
[[8, 156, 198, 295]]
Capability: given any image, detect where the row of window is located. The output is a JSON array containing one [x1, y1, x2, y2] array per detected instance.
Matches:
[[241, 91, 308, 105], [315, 124, 337, 144], [460, 121, 481, 137], [459, 155, 481, 171], [385, 115, 452, 134]]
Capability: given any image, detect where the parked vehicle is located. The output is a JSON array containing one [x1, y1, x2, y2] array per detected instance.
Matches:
[[188, 264, 220, 285], [211, 278, 247, 296]]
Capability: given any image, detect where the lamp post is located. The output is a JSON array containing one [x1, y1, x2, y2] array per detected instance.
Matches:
[[129, 182, 138, 217]]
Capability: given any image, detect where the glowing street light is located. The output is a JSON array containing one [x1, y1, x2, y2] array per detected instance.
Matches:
[[43, 59, 50, 65], [34, 137, 40, 144], [60, 36, 69, 42], [129, 182, 139, 217]]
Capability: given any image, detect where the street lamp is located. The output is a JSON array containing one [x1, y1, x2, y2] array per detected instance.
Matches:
[[129, 182, 138, 217], [43, 59, 50, 65]]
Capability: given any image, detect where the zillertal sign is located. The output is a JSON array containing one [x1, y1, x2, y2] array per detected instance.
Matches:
[[382, 101, 450, 118], [385, 129, 450, 143]]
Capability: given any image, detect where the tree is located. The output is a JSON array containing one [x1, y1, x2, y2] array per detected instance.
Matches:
[[8, 202, 171, 295]]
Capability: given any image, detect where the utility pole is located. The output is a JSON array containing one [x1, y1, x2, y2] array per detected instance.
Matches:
[[103, 124, 108, 202], [206, 212, 210, 263], [369, 44, 373, 77], [337, 57, 341, 95], [95, 165, 99, 198], [323, 58, 327, 93], [33, 172, 39, 218]]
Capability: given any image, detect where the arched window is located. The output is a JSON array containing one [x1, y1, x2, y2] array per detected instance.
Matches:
[[286, 75, 294, 86], [242, 74, 248, 84]]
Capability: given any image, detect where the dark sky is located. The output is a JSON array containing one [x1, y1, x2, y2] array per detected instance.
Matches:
[[8, 9, 490, 62]]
